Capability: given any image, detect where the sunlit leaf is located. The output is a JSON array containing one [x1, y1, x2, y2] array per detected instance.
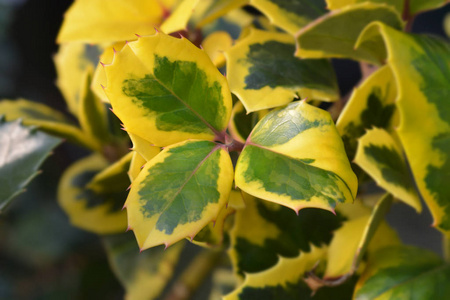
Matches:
[[229, 194, 342, 275], [356, 22, 450, 233], [354, 245, 450, 299], [0, 99, 101, 151], [0, 119, 61, 212], [160, 0, 200, 34], [355, 128, 421, 211], [227, 29, 339, 112], [103, 232, 184, 300], [295, 3, 403, 64], [235, 101, 357, 213], [104, 32, 232, 147], [58, 154, 128, 234], [202, 31, 233, 68], [126, 140, 234, 250], [249, 0, 328, 34]]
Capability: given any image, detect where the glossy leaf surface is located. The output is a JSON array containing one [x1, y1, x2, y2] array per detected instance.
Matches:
[[58, 154, 128, 234], [227, 29, 339, 112], [354, 246, 450, 299], [295, 3, 403, 64], [126, 140, 234, 250], [355, 128, 421, 211], [357, 23, 450, 233], [104, 232, 184, 300], [229, 194, 342, 275], [235, 101, 357, 213], [0, 119, 61, 212], [105, 32, 232, 146]]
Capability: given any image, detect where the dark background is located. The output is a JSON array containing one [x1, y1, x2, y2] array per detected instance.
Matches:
[[0, 1, 449, 299]]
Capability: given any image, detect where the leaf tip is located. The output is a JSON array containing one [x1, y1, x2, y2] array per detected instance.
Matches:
[[164, 242, 170, 250], [135, 33, 141, 38], [126, 184, 132, 191], [126, 225, 132, 232]]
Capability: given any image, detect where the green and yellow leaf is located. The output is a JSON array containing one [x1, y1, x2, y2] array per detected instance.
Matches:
[[355, 128, 421, 211], [58, 154, 127, 234], [229, 193, 342, 275], [57, 0, 163, 43], [354, 245, 450, 299], [0, 119, 61, 212], [325, 0, 403, 14], [229, 101, 268, 144], [103, 232, 184, 300], [249, 0, 328, 35], [235, 101, 357, 213], [336, 65, 398, 161], [325, 194, 400, 278], [202, 31, 233, 68], [357, 22, 450, 233], [227, 29, 339, 112], [409, 0, 447, 15], [192, 0, 248, 28], [295, 3, 403, 64], [126, 140, 234, 250], [104, 32, 232, 147], [0, 99, 100, 151], [128, 151, 147, 183], [160, 0, 200, 34]]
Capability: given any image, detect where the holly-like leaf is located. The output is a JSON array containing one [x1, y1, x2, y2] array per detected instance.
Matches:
[[58, 154, 128, 234], [202, 31, 233, 68], [160, 0, 200, 34], [0, 99, 101, 151], [325, 0, 403, 13], [54, 42, 101, 116], [126, 140, 234, 250], [128, 151, 147, 183], [336, 65, 398, 161], [295, 3, 403, 64], [325, 195, 400, 278], [229, 194, 342, 275], [103, 232, 184, 300], [227, 29, 339, 112], [249, 0, 328, 35], [235, 101, 357, 213], [355, 128, 421, 211], [229, 101, 269, 144], [0, 119, 61, 212], [57, 0, 165, 43], [104, 32, 232, 147], [128, 132, 161, 162], [357, 23, 450, 233], [354, 245, 450, 299]]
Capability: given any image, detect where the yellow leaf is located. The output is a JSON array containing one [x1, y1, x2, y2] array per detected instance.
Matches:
[[202, 31, 233, 68]]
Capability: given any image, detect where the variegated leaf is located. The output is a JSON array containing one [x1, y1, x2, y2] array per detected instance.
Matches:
[[235, 101, 357, 213], [249, 0, 328, 34], [202, 31, 233, 68], [355, 128, 421, 211], [229, 101, 269, 144], [295, 3, 403, 64], [229, 194, 342, 275], [104, 32, 232, 147], [126, 140, 234, 250], [336, 65, 398, 161], [0, 99, 101, 151], [227, 29, 339, 112], [356, 22, 450, 233], [58, 154, 128, 234], [326, 0, 403, 13], [0, 119, 61, 212], [128, 132, 161, 162], [103, 232, 184, 300], [354, 246, 450, 299]]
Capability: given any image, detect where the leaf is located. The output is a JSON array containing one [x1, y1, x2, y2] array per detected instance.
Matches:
[[57, 0, 164, 43], [326, 0, 403, 13], [229, 101, 269, 144], [355, 128, 421, 211], [325, 194, 400, 278], [58, 154, 128, 234], [357, 23, 450, 233], [78, 67, 110, 143], [192, 0, 249, 28], [209, 269, 240, 300], [103, 232, 184, 300], [0, 119, 61, 212], [354, 245, 450, 299], [160, 0, 200, 34], [226, 29, 339, 112], [104, 32, 232, 147], [128, 151, 147, 182], [235, 101, 357, 213], [229, 194, 343, 275], [128, 132, 161, 162], [409, 0, 447, 15], [202, 31, 233, 68], [249, 0, 328, 34], [125, 140, 234, 250], [295, 3, 403, 64], [0, 99, 101, 151], [54, 42, 101, 116], [336, 65, 398, 161]]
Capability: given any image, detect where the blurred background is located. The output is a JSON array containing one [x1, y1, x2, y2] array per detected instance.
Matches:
[[0, 1, 448, 299]]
